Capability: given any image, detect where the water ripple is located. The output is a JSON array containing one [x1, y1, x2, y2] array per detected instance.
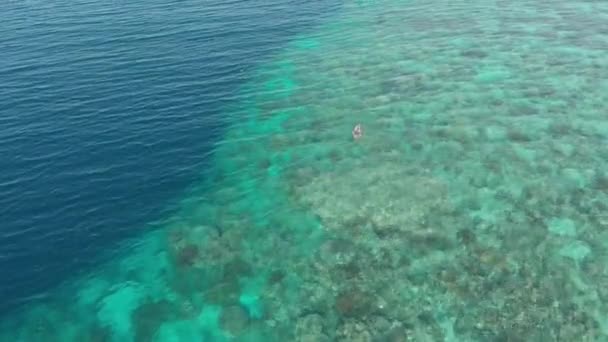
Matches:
[[0, 0, 342, 315]]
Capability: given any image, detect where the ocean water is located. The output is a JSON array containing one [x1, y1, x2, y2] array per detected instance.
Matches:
[[0, 0, 340, 317], [3, 0, 608, 341]]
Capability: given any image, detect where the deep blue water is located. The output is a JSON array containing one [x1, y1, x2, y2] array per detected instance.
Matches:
[[0, 0, 340, 315]]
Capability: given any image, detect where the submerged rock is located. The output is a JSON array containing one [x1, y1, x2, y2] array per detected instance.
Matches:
[[220, 305, 250, 337], [335, 289, 375, 318], [223, 257, 253, 282], [132, 299, 175, 342], [176, 244, 199, 267]]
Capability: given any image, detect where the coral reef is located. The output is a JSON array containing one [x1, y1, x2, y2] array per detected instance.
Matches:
[[3, 0, 608, 341]]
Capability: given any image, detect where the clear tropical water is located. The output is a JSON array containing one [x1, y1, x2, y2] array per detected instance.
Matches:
[[3, 0, 608, 341], [0, 0, 339, 315]]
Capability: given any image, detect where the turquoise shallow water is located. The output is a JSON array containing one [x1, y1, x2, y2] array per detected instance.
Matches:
[[4, 0, 608, 341]]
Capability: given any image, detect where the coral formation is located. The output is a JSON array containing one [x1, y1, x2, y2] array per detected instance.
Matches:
[[3, 0, 608, 341]]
